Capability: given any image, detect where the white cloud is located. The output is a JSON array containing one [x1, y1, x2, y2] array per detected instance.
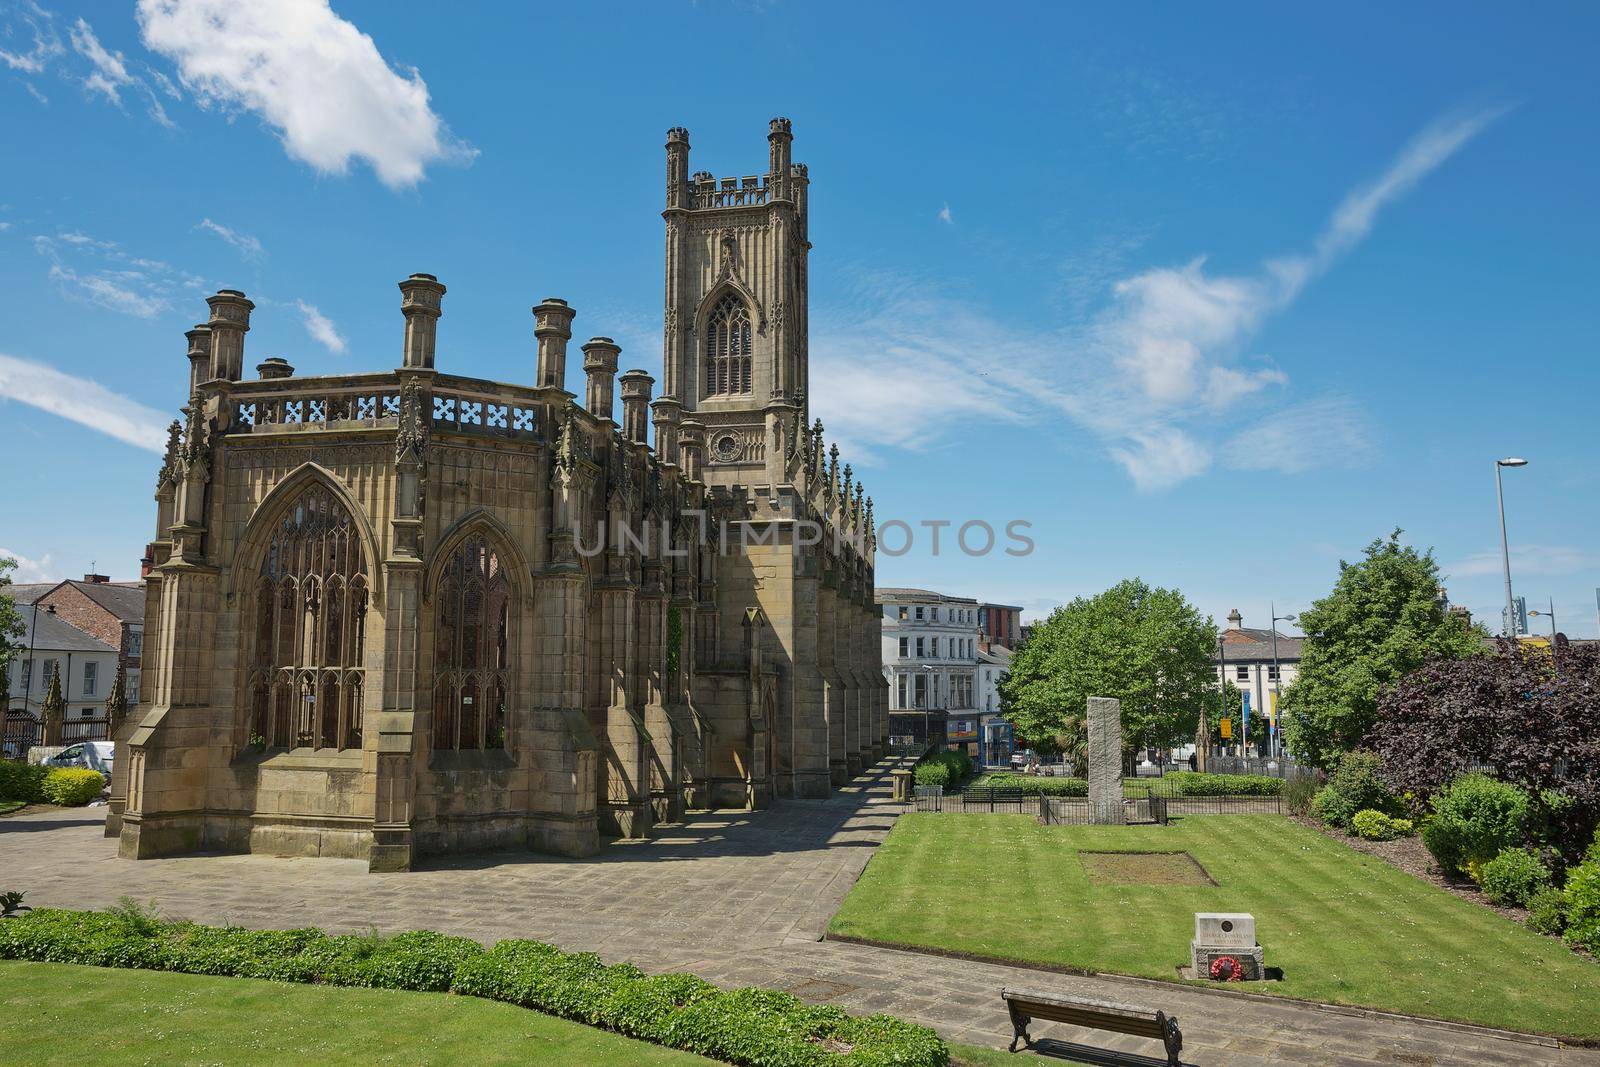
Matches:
[[0, 546, 58, 584], [1446, 544, 1600, 580], [68, 16, 131, 104], [33, 230, 207, 318], [295, 299, 346, 355], [0, 1, 63, 74], [809, 105, 1504, 490], [0, 352, 169, 453], [938, 203, 953, 225], [196, 217, 263, 261], [137, 0, 475, 189]]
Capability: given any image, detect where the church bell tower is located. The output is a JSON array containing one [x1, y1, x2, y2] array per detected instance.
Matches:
[[661, 119, 810, 487]]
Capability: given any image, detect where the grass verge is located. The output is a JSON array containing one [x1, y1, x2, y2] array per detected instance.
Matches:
[[829, 813, 1600, 1040], [0, 959, 715, 1065]]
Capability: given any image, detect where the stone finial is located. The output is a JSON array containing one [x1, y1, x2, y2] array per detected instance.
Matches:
[[581, 336, 621, 420], [679, 419, 705, 482], [399, 273, 446, 369], [651, 395, 682, 466], [185, 324, 212, 394], [205, 289, 254, 382], [842, 464, 853, 509], [768, 116, 793, 185], [256, 357, 294, 380], [533, 298, 577, 390], [666, 127, 691, 210], [156, 419, 182, 491], [827, 443, 840, 497], [618, 369, 653, 445]]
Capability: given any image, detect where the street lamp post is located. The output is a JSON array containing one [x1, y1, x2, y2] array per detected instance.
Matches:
[[920, 664, 934, 749], [1270, 604, 1296, 761], [1527, 599, 1558, 644], [1495, 457, 1528, 637]]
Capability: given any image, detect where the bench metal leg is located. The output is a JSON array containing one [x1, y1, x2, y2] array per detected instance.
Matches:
[[1157, 1012, 1183, 1067], [1006, 1003, 1033, 1053]]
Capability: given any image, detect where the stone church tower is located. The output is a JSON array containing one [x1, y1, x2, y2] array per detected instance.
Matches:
[[105, 120, 885, 871]]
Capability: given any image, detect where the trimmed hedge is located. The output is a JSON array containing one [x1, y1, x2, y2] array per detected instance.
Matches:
[[913, 750, 972, 789], [40, 768, 105, 806], [963, 773, 1087, 797], [1422, 774, 1531, 878], [0, 763, 103, 806], [1479, 848, 1550, 907], [1351, 809, 1413, 841], [1157, 772, 1283, 797], [0, 907, 948, 1067], [0, 761, 48, 803]]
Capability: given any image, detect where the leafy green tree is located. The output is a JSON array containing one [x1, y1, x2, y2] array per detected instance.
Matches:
[[999, 578, 1216, 759], [0, 558, 26, 702], [1282, 530, 1485, 769]]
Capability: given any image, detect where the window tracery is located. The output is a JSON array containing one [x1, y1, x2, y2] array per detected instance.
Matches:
[[704, 293, 753, 396], [432, 533, 511, 751], [247, 484, 368, 749]]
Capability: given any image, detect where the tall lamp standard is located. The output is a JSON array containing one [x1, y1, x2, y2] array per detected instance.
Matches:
[[920, 664, 935, 749], [1495, 457, 1528, 637], [1527, 599, 1558, 644], [1269, 604, 1296, 760]]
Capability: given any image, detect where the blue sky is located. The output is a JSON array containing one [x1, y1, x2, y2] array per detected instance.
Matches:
[[2, 1, 1597, 636]]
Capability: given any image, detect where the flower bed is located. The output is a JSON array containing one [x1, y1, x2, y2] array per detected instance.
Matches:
[[0, 906, 948, 1067]]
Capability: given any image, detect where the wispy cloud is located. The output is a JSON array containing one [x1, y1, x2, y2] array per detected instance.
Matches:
[[0, 352, 169, 452], [0, 0, 63, 75], [811, 105, 1505, 490], [938, 203, 953, 225], [4, 6, 176, 127], [33, 229, 207, 318], [196, 217, 263, 261], [295, 299, 346, 355], [1446, 544, 1600, 581], [137, 0, 475, 189]]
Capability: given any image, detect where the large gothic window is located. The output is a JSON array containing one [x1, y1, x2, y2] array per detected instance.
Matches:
[[703, 293, 753, 397], [247, 484, 368, 750], [432, 534, 511, 751]]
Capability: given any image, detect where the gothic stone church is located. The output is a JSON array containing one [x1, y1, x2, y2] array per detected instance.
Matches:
[[107, 120, 885, 871]]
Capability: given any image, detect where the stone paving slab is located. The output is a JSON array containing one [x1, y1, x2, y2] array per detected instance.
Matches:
[[2, 763, 1596, 1066]]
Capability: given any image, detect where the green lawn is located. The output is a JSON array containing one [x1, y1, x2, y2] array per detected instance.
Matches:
[[830, 814, 1600, 1040], [0, 960, 717, 1065]]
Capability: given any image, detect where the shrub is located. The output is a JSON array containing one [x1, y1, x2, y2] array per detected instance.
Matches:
[[1158, 772, 1282, 797], [1565, 842, 1600, 954], [1421, 774, 1531, 878], [1311, 751, 1394, 830], [913, 750, 972, 789], [0, 908, 950, 1067], [1527, 886, 1568, 935], [963, 773, 1086, 797], [39, 768, 105, 806], [1284, 777, 1319, 817], [1478, 848, 1551, 907], [0, 761, 48, 804], [1351, 809, 1413, 841]]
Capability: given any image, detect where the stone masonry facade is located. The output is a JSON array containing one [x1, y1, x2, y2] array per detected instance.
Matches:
[[107, 119, 886, 871]]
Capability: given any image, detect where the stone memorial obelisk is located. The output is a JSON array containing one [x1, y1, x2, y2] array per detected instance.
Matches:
[[1087, 696, 1125, 825]]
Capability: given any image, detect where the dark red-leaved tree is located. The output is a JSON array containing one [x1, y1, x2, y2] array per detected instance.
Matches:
[[1371, 639, 1600, 860]]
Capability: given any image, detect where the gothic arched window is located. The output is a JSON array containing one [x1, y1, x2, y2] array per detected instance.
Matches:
[[704, 293, 753, 397], [247, 483, 368, 749], [432, 533, 511, 751]]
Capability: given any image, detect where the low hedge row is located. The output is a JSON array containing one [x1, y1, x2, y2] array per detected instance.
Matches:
[[963, 773, 1087, 797], [1156, 772, 1283, 797], [0, 762, 105, 806], [0, 907, 948, 1067]]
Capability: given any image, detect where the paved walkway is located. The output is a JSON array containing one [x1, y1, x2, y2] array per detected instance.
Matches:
[[3, 763, 1595, 1066]]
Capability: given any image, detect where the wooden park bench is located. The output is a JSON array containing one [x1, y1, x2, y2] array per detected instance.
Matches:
[[1001, 987, 1183, 1066]]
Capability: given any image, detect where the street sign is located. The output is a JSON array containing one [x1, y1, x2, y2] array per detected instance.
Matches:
[[1219, 718, 1232, 739]]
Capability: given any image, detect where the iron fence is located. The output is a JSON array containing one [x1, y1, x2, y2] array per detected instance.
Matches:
[[3, 714, 39, 759]]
